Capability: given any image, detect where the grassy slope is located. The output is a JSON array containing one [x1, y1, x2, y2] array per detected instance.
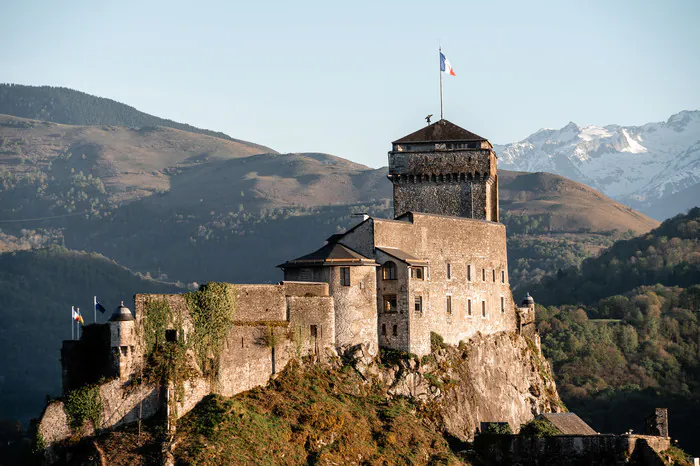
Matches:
[[175, 361, 462, 465], [0, 246, 182, 424], [0, 83, 271, 150]]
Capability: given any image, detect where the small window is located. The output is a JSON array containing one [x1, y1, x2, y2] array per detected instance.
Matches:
[[482, 268, 486, 281], [415, 296, 423, 313], [446, 295, 452, 314], [502, 270, 505, 283], [467, 299, 472, 316], [493, 269, 496, 282], [340, 267, 350, 286], [447, 263, 452, 279], [383, 295, 398, 313], [381, 324, 387, 336], [410, 267, 424, 280], [482, 300, 487, 318], [310, 325, 318, 338], [382, 261, 397, 280], [165, 329, 177, 342], [467, 265, 472, 282], [392, 325, 398, 336], [501, 296, 505, 313]]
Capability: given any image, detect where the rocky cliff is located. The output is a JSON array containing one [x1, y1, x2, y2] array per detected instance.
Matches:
[[37, 330, 561, 464], [349, 331, 563, 441]]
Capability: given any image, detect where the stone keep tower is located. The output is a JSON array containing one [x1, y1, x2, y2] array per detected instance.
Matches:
[[109, 301, 136, 380], [388, 119, 499, 221]]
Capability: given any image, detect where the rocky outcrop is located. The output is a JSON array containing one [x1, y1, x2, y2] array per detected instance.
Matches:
[[347, 331, 563, 441]]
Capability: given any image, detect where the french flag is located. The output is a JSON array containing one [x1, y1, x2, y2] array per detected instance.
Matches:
[[440, 52, 456, 76]]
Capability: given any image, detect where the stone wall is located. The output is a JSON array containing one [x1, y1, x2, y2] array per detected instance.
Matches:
[[38, 379, 161, 450], [474, 433, 671, 466], [376, 249, 411, 352], [388, 149, 498, 220], [42, 282, 337, 449], [341, 213, 517, 355], [327, 265, 378, 354]]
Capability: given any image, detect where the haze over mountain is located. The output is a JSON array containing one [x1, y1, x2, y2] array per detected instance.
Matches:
[[496, 110, 700, 220]]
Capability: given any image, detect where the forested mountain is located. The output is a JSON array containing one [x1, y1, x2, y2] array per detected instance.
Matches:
[[0, 84, 272, 151], [528, 209, 700, 455], [528, 207, 700, 305], [0, 246, 182, 425]]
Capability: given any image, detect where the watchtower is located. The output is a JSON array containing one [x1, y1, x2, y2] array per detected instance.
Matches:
[[388, 119, 499, 221], [109, 301, 136, 380]]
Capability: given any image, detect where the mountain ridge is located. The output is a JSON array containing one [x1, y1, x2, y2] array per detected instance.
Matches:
[[495, 110, 700, 219], [0, 83, 274, 152]]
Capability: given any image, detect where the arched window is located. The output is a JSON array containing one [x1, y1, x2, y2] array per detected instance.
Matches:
[[382, 261, 397, 280]]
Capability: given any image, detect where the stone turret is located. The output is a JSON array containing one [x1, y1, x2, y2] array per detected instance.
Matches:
[[109, 301, 136, 380], [388, 119, 499, 221], [518, 293, 536, 338]]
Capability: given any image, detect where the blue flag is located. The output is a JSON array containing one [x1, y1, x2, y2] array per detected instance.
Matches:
[[94, 296, 106, 314]]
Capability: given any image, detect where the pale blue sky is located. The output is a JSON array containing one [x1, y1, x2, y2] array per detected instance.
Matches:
[[2, 0, 699, 167]]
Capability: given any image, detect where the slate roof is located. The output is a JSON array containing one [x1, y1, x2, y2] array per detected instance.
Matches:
[[539, 413, 598, 435], [392, 119, 487, 144], [278, 242, 377, 268], [376, 247, 429, 266]]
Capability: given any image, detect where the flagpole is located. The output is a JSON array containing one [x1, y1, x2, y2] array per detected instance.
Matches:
[[439, 46, 444, 120], [94, 296, 97, 323]]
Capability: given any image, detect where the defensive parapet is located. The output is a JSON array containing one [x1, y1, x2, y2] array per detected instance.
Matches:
[[388, 119, 499, 221]]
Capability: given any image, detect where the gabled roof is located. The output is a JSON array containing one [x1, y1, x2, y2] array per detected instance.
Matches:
[[278, 242, 377, 268], [376, 247, 428, 266], [538, 413, 598, 435], [392, 119, 487, 144]]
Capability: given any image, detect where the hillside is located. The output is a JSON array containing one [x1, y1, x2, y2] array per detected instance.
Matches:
[[0, 246, 182, 425], [0, 84, 271, 150], [528, 207, 700, 305], [525, 208, 700, 454], [0, 114, 659, 288], [496, 110, 700, 219]]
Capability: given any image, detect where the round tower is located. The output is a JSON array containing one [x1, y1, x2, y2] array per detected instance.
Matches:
[[109, 301, 136, 380]]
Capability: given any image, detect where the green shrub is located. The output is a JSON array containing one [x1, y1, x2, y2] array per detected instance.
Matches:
[[519, 418, 560, 437], [482, 422, 513, 435], [430, 332, 445, 352], [64, 385, 102, 432]]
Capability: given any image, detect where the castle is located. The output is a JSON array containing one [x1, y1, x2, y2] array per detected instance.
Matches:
[[38, 119, 678, 464], [43, 119, 537, 444]]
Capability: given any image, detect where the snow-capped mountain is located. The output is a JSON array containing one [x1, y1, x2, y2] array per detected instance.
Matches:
[[495, 110, 700, 219]]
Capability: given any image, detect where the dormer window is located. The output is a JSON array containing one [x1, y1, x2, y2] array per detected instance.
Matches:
[[382, 261, 397, 280]]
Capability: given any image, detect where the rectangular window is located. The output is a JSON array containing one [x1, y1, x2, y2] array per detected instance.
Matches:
[[502, 270, 505, 283], [467, 299, 472, 317], [482, 268, 486, 281], [447, 263, 452, 279], [501, 296, 505, 313], [383, 295, 398, 313], [446, 295, 452, 314], [467, 265, 471, 282], [482, 300, 487, 318], [392, 324, 398, 336], [410, 267, 424, 280], [493, 269, 496, 282], [340, 267, 350, 286], [310, 325, 318, 338], [415, 296, 423, 313]]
